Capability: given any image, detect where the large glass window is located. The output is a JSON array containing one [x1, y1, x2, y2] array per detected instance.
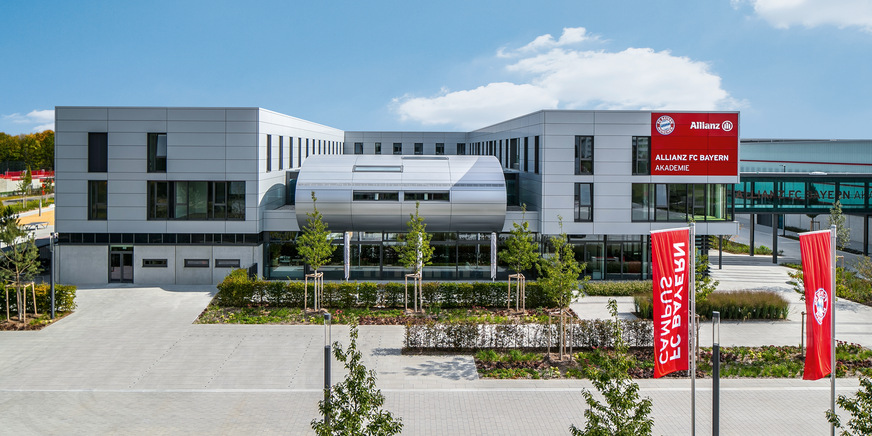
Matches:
[[88, 132, 108, 173], [147, 133, 167, 173], [393, 143, 402, 155], [632, 183, 732, 222], [352, 191, 399, 201], [374, 142, 382, 155], [414, 143, 423, 155], [632, 136, 650, 175], [509, 138, 519, 169], [148, 181, 245, 220], [575, 136, 594, 174], [354, 142, 363, 154], [456, 143, 466, 155], [88, 180, 107, 220], [574, 183, 593, 222], [435, 143, 444, 155]]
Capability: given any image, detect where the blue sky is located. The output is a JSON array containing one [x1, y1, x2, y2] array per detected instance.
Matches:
[[1, 0, 871, 139]]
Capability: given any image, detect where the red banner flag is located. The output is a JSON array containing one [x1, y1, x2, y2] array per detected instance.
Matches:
[[799, 230, 833, 380], [651, 228, 691, 378]]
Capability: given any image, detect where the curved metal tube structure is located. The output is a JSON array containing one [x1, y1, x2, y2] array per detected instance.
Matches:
[[295, 155, 506, 232]]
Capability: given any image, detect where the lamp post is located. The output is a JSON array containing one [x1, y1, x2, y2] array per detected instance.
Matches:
[[324, 312, 332, 425], [50, 232, 57, 319], [712, 311, 721, 436]]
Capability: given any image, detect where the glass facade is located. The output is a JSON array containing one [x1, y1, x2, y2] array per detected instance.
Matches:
[[632, 183, 732, 222]]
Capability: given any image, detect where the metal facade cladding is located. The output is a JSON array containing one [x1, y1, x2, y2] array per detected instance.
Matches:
[[650, 112, 739, 176]]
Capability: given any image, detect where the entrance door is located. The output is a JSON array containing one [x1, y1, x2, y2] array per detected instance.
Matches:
[[109, 246, 134, 283]]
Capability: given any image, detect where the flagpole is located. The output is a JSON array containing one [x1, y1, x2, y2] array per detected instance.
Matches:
[[689, 222, 696, 436], [830, 224, 836, 436]]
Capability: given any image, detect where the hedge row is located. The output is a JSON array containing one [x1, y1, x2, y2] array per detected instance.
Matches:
[[584, 280, 651, 297], [634, 290, 789, 320], [1, 283, 77, 316], [216, 269, 560, 309], [404, 319, 653, 351]]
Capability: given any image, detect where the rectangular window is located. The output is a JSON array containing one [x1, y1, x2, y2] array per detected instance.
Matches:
[[289, 136, 294, 168], [88, 132, 108, 172], [354, 142, 364, 154], [318, 140, 322, 154], [575, 136, 594, 174], [352, 191, 399, 201], [404, 192, 449, 201], [375, 142, 382, 155], [498, 139, 502, 163], [142, 259, 168, 268], [147, 133, 167, 173], [393, 143, 402, 155], [297, 138, 302, 166], [414, 143, 423, 155], [149, 181, 245, 220], [266, 135, 272, 172], [456, 143, 466, 155], [278, 136, 284, 170], [631, 183, 732, 222], [534, 136, 540, 174], [88, 180, 107, 220], [523, 137, 529, 172], [306, 139, 309, 157], [632, 136, 651, 175], [509, 138, 519, 170], [574, 183, 593, 222], [215, 259, 241, 268], [147, 181, 169, 219], [435, 143, 444, 155], [184, 259, 209, 268]]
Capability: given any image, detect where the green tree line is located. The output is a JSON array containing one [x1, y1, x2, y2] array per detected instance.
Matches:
[[0, 130, 54, 171]]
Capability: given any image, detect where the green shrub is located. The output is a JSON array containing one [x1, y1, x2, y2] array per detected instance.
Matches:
[[634, 290, 789, 320], [357, 282, 378, 308], [215, 269, 255, 306], [1, 283, 77, 316], [584, 281, 651, 296]]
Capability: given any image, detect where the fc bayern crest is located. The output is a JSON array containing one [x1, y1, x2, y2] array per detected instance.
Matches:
[[721, 120, 734, 132], [655, 115, 675, 135], [813, 288, 829, 325]]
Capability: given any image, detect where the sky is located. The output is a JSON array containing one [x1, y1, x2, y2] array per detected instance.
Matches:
[[1, 0, 871, 139]]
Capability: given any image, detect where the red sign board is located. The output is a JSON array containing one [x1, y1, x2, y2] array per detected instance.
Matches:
[[651, 112, 739, 176]]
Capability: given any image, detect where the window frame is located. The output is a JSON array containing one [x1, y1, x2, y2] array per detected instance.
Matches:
[[88, 180, 108, 220], [575, 135, 594, 175], [392, 143, 402, 155], [632, 136, 651, 175], [354, 142, 364, 155], [574, 183, 593, 222], [88, 132, 108, 173]]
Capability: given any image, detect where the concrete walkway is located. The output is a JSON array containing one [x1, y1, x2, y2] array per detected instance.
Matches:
[[1, 280, 867, 435]]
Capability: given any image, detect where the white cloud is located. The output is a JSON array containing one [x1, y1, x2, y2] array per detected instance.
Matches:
[[2, 109, 55, 132], [736, 0, 872, 31], [395, 29, 739, 129]]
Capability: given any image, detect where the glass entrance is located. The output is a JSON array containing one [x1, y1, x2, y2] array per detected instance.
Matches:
[[109, 246, 134, 283]]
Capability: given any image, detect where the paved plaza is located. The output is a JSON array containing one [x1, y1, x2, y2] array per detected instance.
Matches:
[[2, 223, 872, 434]]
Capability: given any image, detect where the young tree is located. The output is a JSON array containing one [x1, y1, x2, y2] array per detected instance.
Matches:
[[398, 202, 433, 311], [537, 216, 586, 359], [570, 299, 654, 436], [0, 206, 41, 322], [312, 323, 403, 436], [297, 192, 336, 310], [498, 204, 539, 310], [694, 252, 719, 302], [828, 200, 851, 250], [18, 168, 32, 208], [826, 377, 872, 436]]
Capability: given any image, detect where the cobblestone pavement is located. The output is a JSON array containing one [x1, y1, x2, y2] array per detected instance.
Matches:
[[1, 284, 866, 435]]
